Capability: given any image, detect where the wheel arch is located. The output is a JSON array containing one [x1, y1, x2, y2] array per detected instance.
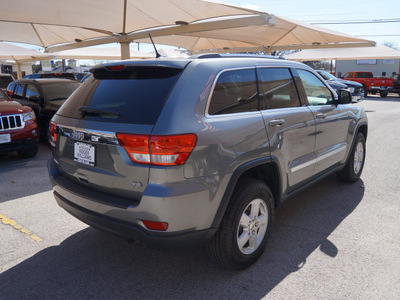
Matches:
[[357, 122, 368, 141], [211, 157, 281, 229]]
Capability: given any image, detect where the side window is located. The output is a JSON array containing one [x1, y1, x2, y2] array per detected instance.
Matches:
[[14, 83, 25, 99], [297, 69, 334, 106], [208, 69, 258, 115], [25, 84, 40, 99], [258, 68, 300, 110], [7, 82, 16, 93]]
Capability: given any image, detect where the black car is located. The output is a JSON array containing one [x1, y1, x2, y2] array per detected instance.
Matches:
[[7, 79, 80, 142], [389, 73, 400, 97], [317, 70, 364, 102], [0, 73, 15, 92], [23, 72, 76, 80]]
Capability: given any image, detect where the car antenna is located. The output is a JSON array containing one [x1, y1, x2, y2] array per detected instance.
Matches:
[[149, 33, 161, 58]]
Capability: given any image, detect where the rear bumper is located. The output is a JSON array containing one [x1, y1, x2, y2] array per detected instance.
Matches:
[[54, 191, 216, 249], [48, 159, 218, 249]]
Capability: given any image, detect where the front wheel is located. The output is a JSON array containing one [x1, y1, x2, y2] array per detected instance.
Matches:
[[337, 133, 366, 183], [380, 91, 388, 98], [206, 179, 274, 270]]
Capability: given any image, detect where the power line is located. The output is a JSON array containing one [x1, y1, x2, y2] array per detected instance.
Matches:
[[357, 34, 400, 37], [309, 18, 400, 25]]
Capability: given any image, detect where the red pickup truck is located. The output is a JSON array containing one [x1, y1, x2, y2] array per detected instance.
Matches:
[[341, 71, 393, 98]]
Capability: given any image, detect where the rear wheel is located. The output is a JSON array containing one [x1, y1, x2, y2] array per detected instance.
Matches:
[[206, 179, 274, 270], [337, 133, 366, 183], [380, 91, 388, 98]]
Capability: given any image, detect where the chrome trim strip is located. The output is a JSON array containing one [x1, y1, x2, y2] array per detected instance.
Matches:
[[291, 144, 347, 173], [291, 159, 315, 173], [57, 125, 119, 145], [315, 145, 347, 163]]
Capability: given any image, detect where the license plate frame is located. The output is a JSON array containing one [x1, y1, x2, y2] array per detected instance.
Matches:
[[74, 142, 95, 166], [0, 133, 11, 144]]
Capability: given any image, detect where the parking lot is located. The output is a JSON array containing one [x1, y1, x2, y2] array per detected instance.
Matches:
[[1, 94, 400, 299]]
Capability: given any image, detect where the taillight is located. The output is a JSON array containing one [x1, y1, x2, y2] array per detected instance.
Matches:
[[105, 65, 124, 71], [117, 133, 197, 166], [49, 121, 58, 147]]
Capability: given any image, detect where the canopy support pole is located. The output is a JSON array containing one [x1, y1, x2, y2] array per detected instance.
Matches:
[[264, 46, 271, 55], [120, 41, 130, 60], [17, 63, 22, 79]]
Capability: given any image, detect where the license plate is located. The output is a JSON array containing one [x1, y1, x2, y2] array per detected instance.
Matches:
[[74, 142, 95, 166], [0, 133, 11, 144], [353, 96, 361, 101]]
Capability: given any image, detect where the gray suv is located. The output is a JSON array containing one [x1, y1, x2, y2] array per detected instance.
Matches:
[[48, 54, 367, 270]]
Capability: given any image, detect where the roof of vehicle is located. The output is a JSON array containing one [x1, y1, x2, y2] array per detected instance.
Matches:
[[91, 54, 303, 73]]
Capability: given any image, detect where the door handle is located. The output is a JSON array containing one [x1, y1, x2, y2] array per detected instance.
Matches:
[[269, 119, 285, 126], [316, 113, 327, 119]]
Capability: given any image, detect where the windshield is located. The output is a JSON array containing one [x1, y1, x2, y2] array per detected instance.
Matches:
[[318, 71, 337, 81], [0, 89, 9, 100], [42, 81, 80, 101]]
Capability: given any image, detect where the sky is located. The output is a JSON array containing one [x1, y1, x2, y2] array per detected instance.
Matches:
[[223, 0, 400, 48], [8, 0, 400, 65]]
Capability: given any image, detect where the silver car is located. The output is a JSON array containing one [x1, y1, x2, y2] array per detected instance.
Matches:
[[48, 54, 367, 270]]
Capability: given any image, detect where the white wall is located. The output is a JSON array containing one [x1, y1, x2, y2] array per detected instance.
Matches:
[[336, 59, 400, 78]]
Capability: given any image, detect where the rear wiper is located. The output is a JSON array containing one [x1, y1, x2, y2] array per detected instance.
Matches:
[[79, 106, 120, 117]]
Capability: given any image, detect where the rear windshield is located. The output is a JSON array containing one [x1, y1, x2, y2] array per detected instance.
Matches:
[[57, 66, 182, 125], [42, 81, 81, 101], [42, 73, 76, 79]]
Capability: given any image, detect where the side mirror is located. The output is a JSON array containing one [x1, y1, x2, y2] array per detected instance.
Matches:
[[338, 89, 352, 104], [7, 90, 14, 97]]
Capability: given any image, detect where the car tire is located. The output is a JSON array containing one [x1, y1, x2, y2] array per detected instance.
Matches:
[[206, 179, 274, 270], [337, 132, 366, 183], [380, 91, 388, 98], [17, 144, 39, 158]]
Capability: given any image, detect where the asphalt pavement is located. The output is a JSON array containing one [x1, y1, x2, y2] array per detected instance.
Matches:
[[1, 94, 400, 299]]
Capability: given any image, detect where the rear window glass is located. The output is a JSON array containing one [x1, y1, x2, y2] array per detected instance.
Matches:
[[57, 66, 182, 125], [42, 73, 76, 79], [42, 81, 80, 101]]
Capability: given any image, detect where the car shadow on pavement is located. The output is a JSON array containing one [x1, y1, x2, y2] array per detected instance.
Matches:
[[0, 175, 364, 299], [0, 142, 53, 203]]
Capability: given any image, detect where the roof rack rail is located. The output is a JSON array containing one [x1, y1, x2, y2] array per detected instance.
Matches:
[[191, 53, 286, 60]]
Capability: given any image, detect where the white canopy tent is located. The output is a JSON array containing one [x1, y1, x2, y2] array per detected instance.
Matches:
[[135, 16, 376, 54], [284, 46, 400, 61], [0, 0, 374, 58], [54, 47, 153, 60], [0, 42, 53, 78]]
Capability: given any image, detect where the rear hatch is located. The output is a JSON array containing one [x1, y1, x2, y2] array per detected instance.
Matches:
[[51, 61, 189, 203]]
